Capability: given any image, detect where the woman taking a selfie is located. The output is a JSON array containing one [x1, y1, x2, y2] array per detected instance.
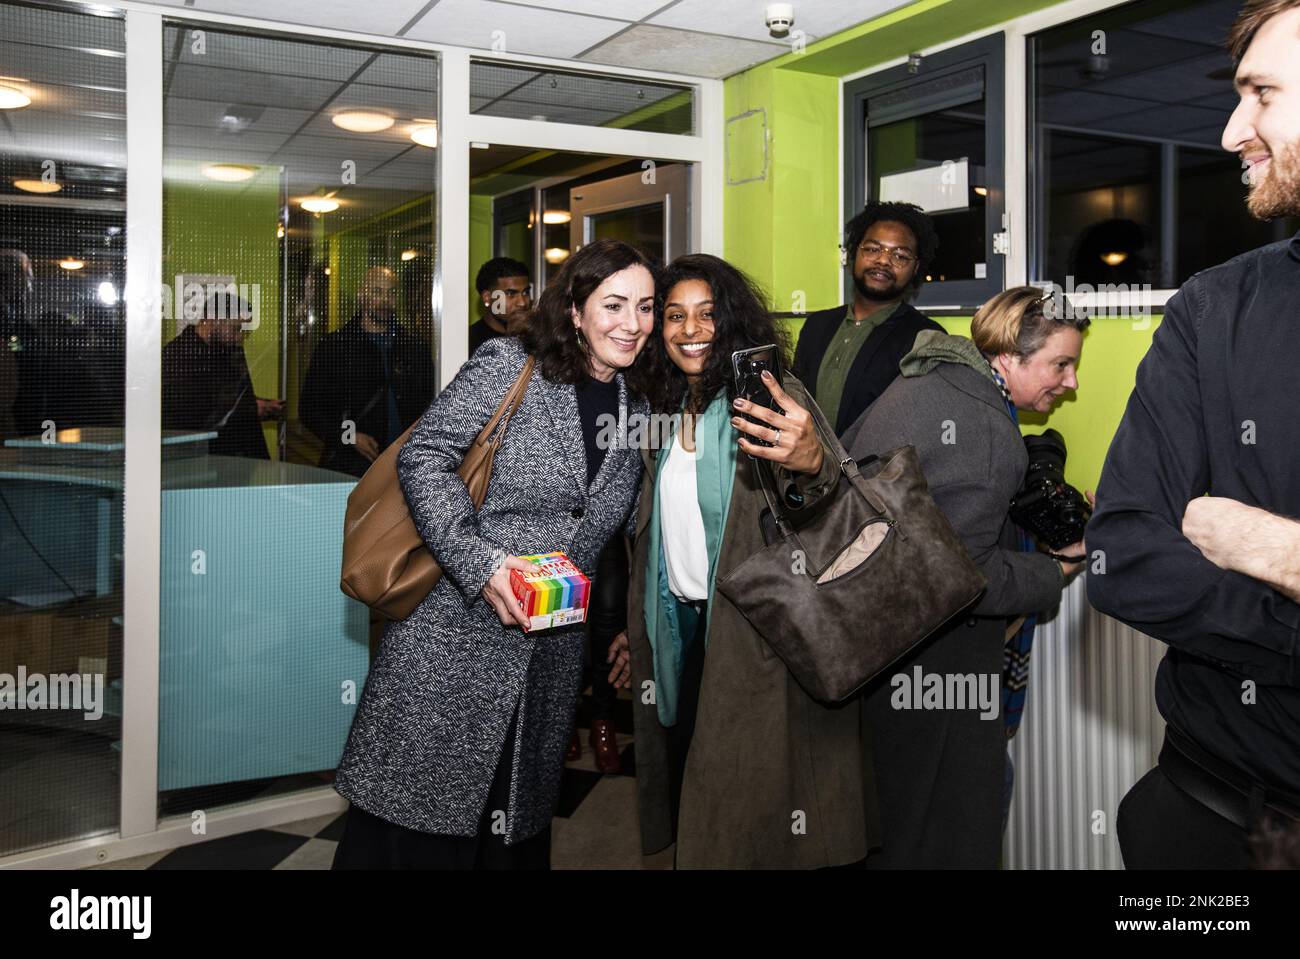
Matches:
[[612, 253, 872, 869], [332, 239, 655, 870]]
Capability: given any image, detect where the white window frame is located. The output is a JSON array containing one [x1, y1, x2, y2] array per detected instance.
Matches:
[[0, 0, 721, 869]]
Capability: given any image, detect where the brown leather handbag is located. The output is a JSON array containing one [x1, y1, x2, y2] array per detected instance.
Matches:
[[715, 400, 986, 703], [340, 357, 535, 620]]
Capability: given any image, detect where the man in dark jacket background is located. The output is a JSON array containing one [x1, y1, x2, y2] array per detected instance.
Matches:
[[161, 292, 279, 459], [1087, 0, 1300, 868], [300, 265, 435, 477], [792, 200, 945, 436]]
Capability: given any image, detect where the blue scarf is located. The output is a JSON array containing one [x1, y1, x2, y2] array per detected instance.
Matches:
[[987, 362, 1038, 737], [641, 392, 737, 726]]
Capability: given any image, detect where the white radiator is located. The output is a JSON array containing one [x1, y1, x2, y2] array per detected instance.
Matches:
[[1004, 575, 1167, 869]]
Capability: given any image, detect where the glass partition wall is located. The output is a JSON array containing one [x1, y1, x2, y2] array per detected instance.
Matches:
[[0, 2, 127, 859], [156, 23, 438, 820]]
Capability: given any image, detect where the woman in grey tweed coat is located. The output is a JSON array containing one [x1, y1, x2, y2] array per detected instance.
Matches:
[[332, 239, 656, 869]]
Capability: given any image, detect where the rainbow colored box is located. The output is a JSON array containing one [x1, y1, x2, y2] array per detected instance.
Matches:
[[509, 552, 591, 632]]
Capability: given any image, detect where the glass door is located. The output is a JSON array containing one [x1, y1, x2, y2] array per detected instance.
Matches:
[[569, 162, 689, 265]]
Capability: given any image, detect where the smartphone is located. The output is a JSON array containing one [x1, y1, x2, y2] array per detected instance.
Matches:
[[731, 344, 783, 447]]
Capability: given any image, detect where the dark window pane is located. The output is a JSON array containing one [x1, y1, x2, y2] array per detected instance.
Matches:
[[1032, 0, 1299, 288], [868, 78, 987, 283]]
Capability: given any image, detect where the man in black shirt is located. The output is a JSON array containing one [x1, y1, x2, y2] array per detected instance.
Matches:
[[300, 266, 435, 477], [470, 257, 532, 356], [161, 292, 280, 459], [1088, 0, 1300, 868], [792, 201, 944, 437]]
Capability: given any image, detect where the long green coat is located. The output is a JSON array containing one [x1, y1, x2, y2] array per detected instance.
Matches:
[[627, 376, 875, 869]]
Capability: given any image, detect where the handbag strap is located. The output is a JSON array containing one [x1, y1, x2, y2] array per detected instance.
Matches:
[[749, 391, 889, 537], [474, 355, 535, 451]]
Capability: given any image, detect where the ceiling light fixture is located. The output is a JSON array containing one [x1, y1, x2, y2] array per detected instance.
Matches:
[[13, 178, 61, 194], [542, 210, 571, 225], [544, 247, 569, 264], [0, 84, 31, 109], [59, 257, 85, 271], [1100, 251, 1129, 267], [201, 163, 257, 182], [409, 120, 438, 148], [332, 111, 394, 133], [300, 196, 340, 214], [973, 185, 988, 197], [401, 249, 419, 261]]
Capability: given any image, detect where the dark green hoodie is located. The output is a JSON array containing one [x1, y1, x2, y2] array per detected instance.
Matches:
[[898, 329, 997, 383]]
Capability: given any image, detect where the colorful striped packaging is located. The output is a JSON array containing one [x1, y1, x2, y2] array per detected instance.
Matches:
[[509, 551, 591, 632]]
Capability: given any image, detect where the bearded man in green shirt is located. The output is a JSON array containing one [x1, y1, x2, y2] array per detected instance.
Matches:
[[792, 200, 945, 436]]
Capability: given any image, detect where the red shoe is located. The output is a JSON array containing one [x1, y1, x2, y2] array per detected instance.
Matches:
[[589, 719, 621, 774], [566, 728, 581, 762]]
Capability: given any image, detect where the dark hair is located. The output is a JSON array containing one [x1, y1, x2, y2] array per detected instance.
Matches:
[[631, 253, 789, 414], [474, 256, 531, 294], [843, 200, 939, 294], [520, 238, 657, 386], [1228, 0, 1299, 62]]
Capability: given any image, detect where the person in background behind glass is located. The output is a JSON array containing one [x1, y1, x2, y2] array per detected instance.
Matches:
[[300, 265, 435, 477], [471, 257, 532, 356], [161, 292, 279, 459]]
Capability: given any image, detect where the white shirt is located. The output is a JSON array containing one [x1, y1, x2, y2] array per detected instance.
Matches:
[[658, 430, 710, 602]]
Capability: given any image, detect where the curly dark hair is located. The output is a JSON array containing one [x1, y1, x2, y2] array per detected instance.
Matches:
[[630, 253, 789, 414], [520, 238, 658, 386], [843, 200, 940, 294], [474, 256, 530, 294]]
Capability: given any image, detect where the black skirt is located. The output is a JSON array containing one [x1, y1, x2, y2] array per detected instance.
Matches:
[[331, 705, 551, 870]]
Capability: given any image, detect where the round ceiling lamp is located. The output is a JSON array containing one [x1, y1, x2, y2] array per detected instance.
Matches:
[[332, 111, 394, 133], [300, 196, 340, 214], [409, 121, 438, 148], [202, 163, 257, 182], [0, 84, 31, 109], [13, 178, 61, 194]]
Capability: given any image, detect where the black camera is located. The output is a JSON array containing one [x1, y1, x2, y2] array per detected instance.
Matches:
[[1009, 428, 1091, 550]]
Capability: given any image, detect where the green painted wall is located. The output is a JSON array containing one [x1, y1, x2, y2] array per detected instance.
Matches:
[[728, 0, 1150, 492], [469, 193, 494, 329]]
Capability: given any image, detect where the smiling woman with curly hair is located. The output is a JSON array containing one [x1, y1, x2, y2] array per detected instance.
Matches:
[[615, 253, 874, 869]]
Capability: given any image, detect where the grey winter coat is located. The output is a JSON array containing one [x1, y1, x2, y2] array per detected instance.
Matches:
[[333, 337, 646, 843]]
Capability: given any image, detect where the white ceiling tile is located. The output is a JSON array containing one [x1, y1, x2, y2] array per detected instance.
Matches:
[[148, 0, 434, 36], [403, 0, 626, 58], [648, 0, 909, 46], [580, 24, 782, 79], [487, 0, 663, 20]]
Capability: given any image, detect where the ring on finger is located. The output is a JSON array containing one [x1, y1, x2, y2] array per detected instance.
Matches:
[[772, 428, 782, 445]]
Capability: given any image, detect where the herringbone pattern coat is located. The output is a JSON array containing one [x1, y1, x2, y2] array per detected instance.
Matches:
[[334, 337, 646, 843]]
